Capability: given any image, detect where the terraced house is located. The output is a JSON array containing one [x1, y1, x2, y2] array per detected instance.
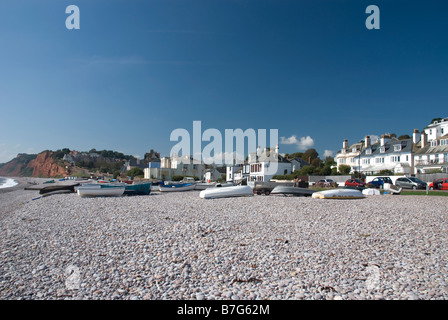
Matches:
[[335, 116, 448, 175]]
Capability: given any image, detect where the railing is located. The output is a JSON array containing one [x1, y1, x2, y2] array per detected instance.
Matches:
[[415, 159, 448, 166]]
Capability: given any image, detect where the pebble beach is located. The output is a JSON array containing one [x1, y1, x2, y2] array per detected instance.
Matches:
[[0, 177, 447, 300]]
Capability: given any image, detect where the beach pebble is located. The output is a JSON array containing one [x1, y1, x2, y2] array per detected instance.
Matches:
[[1, 184, 448, 300]]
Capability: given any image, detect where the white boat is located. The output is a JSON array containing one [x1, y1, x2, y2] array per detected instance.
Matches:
[[362, 188, 381, 196], [77, 184, 125, 197], [270, 186, 317, 197], [194, 182, 217, 190], [158, 183, 197, 192], [383, 183, 402, 194], [199, 185, 254, 199], [312, 188, 365, 199]]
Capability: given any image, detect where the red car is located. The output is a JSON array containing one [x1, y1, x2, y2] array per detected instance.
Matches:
[[428, 178, 448, 190], [345, 179, 366, 188]]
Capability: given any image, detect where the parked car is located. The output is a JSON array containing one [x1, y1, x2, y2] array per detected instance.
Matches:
[[428, 178, 448, 190], [368, 177, 393, 189], [345, 179, 366, 188], [395, 177, 427, 190], [315, 179, 338, 188]]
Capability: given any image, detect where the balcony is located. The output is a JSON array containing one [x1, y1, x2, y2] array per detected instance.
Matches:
[[415, 158, 448, 166]]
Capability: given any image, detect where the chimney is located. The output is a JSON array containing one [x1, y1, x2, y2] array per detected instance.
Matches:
[[257, 146, 261, 155], [275, 144, 279, 154], [343, 139, 348, 149], [413, 129, 421, 144], [365, 135, 371, 148], [421, 131, 427, 148], [380, 135, 385, 146]]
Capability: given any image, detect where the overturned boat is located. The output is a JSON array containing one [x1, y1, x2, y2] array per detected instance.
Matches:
[[199, 185, 254, 199], [270, 186, 317, 197], [312, 188, 365, 199], [158, 182, 196, 192], [76, 184, 125, 197]]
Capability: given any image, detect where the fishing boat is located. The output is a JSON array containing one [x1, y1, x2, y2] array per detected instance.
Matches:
[[270, 186, 317, 197], [199, 185, 254, 199], [158, 182, 197, 192], [312, 188, 365, 199], [76, 184, 125, 197], [123, 181, 152, 195]]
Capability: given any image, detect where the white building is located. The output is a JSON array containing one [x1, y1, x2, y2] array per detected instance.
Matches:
[[335, 134, 415, 175], [423, 117, 448, 141], [144, 154, 205, 180], [226, 145, 310, 183]]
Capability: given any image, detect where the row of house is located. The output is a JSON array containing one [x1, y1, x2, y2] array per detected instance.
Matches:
[[136, 143, 310, 183], [335, 117, 448, 175]]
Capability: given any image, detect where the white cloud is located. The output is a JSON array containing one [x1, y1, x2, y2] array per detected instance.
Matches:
[[280, 135, 314, 151], [324, 150, 334, 157]]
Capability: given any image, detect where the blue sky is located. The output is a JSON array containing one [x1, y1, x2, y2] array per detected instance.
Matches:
[[1, 0, 447, 163]]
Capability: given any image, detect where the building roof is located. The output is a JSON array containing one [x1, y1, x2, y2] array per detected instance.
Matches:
[[415, 134, 448, 155]]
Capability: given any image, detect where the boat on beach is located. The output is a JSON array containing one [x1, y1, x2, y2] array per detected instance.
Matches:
[[199, 185, 254, 199], [270, 186, 317, 197], [76, 184, 125, 197], [158, 183, 197, 192], [39, 183, 80, 195], [312, 188, 365, 199], [123, 181, 152, 195]]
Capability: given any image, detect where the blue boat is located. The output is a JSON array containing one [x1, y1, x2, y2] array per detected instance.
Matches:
[[158, 182, 196, 192]]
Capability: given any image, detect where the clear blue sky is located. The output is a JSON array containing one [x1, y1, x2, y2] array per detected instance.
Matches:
[[1, 0, 447, 163]]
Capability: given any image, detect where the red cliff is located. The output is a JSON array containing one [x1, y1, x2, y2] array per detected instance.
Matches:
[[26, 151, 68, 177]]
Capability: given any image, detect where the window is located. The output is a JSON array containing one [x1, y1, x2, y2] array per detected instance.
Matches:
[[366, 148, 372, 155], [380, 146, 385, 153], [391, 156, 401, 162], [431, 140, 438, 147], [394, 145, 402, 151]]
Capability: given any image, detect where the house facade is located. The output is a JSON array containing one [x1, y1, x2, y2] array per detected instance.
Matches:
[[335, 116, 448, 175], [143, 155, 205, 180], [335, 134, 415, 175], [226, 145, 310, 183]]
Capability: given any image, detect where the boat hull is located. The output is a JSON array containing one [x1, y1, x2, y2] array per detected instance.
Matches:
[[270, 186, 316, 197], [312, 189, 365, 199], [124, 182, 152, 195], [199, 185, 254, 199], [158, 183, 196, 192], [77, 185, 125, 197]]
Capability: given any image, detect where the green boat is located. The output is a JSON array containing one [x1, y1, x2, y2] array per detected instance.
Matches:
[[124, 182, 152, 195]]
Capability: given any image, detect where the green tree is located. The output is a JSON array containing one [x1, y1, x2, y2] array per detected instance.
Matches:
[[126, 167, 144, 178], [338, 164, 351, 175]]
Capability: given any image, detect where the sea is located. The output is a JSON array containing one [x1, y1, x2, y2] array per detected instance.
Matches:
[[0, 177, 18, 189]]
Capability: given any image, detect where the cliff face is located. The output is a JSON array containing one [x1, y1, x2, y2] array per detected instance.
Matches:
[[27, 151, 68, 177], [0, 151, 68, 178], [0, 153, 37, 177]]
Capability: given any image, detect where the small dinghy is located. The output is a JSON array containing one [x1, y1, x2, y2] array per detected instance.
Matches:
[[158, 182, 196, 192], [362, 188, 381, 196], [77, 184, 125, 197], [199, 185, 254, 199], [270, 186, 317, 197], [312, 188, 365, 199]]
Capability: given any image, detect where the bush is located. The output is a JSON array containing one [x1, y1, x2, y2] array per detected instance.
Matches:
[[126, 167, 144, 178]]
